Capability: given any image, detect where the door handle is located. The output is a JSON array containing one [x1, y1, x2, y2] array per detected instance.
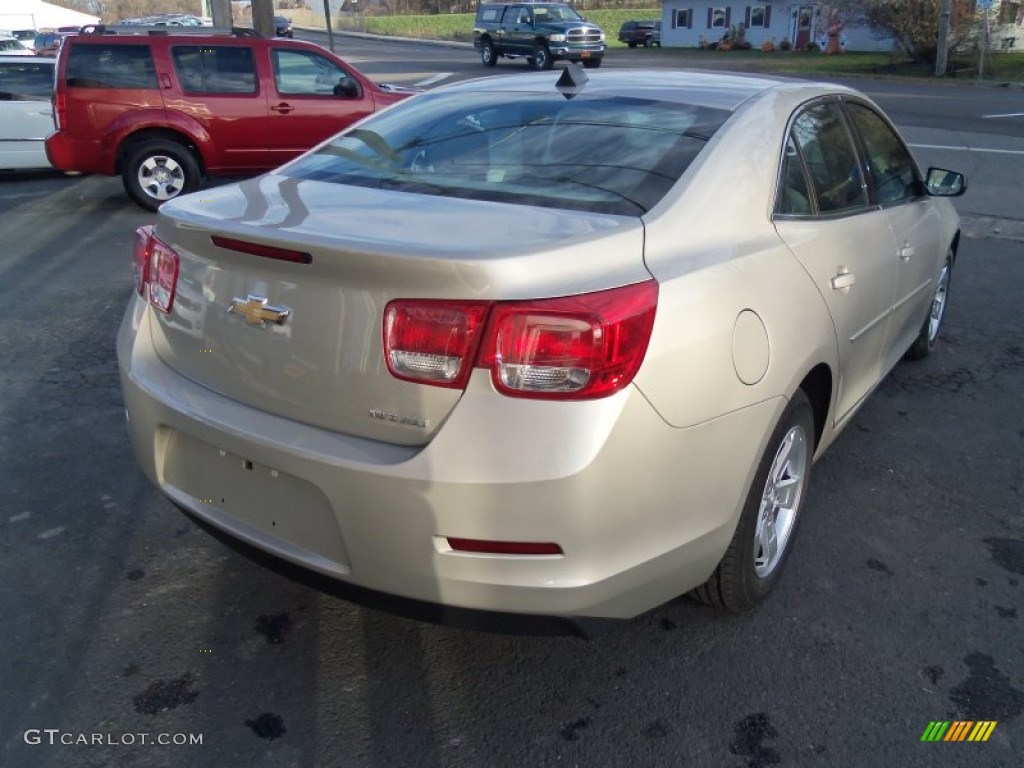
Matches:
[[831, 270, 856, 292], [271, 103, 294, 114], [899, 244, 915, 261]]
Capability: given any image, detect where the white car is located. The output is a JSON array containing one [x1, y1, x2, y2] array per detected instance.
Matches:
[[0, 36, 34, 56], [0, 55, 56, 169], [119, 70, 966, 618]]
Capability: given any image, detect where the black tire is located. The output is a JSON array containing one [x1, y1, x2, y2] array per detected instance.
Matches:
[[643, 36, 652, 48], [531, 43, 553, 71], [481, 39, 497, 67], [905, 250, 953, 361], [122, 140, 201, 212], [628, 41, 637, 48], [582, 58, 602, 69], [691, 390, 815, 612]]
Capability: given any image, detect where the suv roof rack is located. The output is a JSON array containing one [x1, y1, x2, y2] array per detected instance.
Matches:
[[78, 24, 260, 37]]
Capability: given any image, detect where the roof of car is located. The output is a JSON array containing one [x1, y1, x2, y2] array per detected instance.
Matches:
[[436, 69, 824, 113]]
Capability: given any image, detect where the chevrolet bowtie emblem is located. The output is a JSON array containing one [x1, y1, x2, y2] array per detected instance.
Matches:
[[228, 295, 290, 328]]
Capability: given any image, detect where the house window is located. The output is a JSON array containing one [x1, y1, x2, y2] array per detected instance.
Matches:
[[674, 9, 693, 29], [710, 7, 727, 28], [748, 5, 771, 28]]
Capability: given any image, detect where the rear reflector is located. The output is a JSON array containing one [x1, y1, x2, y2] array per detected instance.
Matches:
[[211, 235, 312, 265], [447, 538, 563, 556]]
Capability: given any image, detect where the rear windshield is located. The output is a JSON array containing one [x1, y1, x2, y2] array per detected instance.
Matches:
[[282, 91, 728, 216], [66, 43, 157, 89]]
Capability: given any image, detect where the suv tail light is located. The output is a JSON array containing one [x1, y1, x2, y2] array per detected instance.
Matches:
[[53, 93, 66, 131], [132, 225, 180, 314], [383, 281, 658, 400]]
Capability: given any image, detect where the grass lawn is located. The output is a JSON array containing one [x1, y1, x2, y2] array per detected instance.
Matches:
[[288, 9, 1024, 82]]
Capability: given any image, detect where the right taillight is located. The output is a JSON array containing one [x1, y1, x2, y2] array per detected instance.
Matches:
[[383, 281, 658, 400], [384, 300, 490, 388], [478, 281, 658, 400], [132, 225, 179, 314]]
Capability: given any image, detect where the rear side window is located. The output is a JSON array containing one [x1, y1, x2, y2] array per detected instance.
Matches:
[[790, 102, 867, 215], [477, 7, 502, 22], [65, 44, 157, 89], [172, 46, 257, 94], [0, 61, 53, 100]]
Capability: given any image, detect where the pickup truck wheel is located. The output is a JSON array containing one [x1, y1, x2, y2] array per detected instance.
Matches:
[[481, 40, 497, 67], [531, 43, 553, 71], [643, 36, 652, 48], [582, 58, 602, 69], [123, 140, 200, 212]]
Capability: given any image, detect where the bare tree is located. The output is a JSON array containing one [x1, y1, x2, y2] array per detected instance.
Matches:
[[858, 0, 978, 65]]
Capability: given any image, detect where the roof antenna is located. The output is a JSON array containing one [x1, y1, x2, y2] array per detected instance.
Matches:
[[555, 63, 589, 100]]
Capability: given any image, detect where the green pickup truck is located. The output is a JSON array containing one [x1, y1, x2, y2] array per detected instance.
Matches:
[[473, 2, 606, 71]]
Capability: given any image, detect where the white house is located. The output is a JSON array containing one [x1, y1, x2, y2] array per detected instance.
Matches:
[[658, 0, 1024, 52], [658, 2, 895, 51]]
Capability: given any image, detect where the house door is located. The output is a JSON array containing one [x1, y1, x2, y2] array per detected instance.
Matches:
[[794, 6, 814, 48]]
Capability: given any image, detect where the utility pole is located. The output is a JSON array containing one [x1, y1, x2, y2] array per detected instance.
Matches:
[[252, 0, 275, 37], [323, 0, 336, 53], [210, 0, 232, 28], [935, 0, 951, 76]]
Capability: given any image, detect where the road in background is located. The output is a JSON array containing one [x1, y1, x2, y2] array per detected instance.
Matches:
[[1, 43, 1021, 767]]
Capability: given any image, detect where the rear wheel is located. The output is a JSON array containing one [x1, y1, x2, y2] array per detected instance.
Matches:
[[691, 390, 814, 612], [531, 43, 553, 71], [905, 250, 953, 360], [122, 140, 201, 212], [481, 39, 497, 67]]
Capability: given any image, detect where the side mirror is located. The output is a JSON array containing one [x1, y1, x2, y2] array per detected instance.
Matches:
[[334, 76, 360, 99], [925, 167, 967, 197]]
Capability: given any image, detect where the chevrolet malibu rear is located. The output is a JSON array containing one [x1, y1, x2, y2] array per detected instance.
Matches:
[[118, 70, 962, 618]]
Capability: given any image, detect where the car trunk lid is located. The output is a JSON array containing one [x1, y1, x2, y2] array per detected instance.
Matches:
[[147, 173, 648, 446]]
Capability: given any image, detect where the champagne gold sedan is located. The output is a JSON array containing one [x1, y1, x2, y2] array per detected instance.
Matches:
[[118, 70, 965, 618]]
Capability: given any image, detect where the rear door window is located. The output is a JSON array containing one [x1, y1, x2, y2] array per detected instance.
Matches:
[[790, 102, 868, 215], [65, 44, 157, 89], [172, 46, 257, 94], [0, 60, 54, 100]]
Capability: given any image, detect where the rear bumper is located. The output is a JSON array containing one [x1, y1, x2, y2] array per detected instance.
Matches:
[[45, 132, 114, 175], [118, 297, 780, 619]]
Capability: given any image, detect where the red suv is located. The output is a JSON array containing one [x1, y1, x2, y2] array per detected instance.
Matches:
[[46, 28, 412, 210]]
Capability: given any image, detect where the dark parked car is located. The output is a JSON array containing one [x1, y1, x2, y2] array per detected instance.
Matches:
[[32, 31, 71, 57], [618, 19, 660, 48], [274, 16, 293, 38]]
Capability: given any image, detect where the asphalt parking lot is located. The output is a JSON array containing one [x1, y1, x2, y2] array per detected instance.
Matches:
[[1, 41, 1022, 767]]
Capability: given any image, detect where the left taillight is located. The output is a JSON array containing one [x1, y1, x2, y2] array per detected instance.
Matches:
[[132, 225, 179, 314]]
